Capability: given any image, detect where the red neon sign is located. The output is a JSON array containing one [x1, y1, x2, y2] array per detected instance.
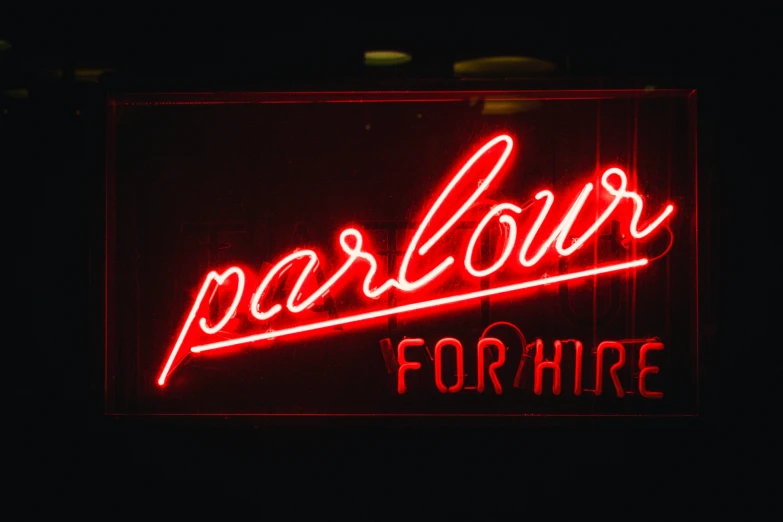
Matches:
[[157, 134, 674, 387], [395, 335, 663, 398]]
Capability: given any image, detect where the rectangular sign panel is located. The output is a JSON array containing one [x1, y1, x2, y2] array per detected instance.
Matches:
[[106, 90, 698, 415]]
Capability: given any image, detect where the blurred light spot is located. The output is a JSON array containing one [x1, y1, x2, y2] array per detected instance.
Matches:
[[644, 85, 656, 91], [4, 88, 29, 99], [0, 40, 11, 52], [36, 67, 64, 80], [480, 98, 543, 115], [74, 68, 112, 82], [454, 56, 555, 77], [364, 50, 412, 66], [365, 123, 371, 130]]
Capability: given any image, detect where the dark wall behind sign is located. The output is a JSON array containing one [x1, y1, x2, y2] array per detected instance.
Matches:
[[4, 15, 747, 489]]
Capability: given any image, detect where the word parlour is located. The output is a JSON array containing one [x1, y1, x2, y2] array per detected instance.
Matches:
[[157, 134, 675, 387]]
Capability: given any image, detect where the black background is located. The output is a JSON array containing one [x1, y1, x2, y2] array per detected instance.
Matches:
[[4, 12, 758, 504]]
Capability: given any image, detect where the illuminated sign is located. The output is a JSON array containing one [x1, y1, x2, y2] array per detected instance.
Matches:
[[106, 91, 698, 415], [157, 134, 673, 387]]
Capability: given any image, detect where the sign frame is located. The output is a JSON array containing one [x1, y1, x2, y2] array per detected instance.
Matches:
[[104, 89, 700, 418]]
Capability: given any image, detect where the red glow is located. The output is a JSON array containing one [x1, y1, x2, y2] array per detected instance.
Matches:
[[434, 338, 465, 393], [394, 334, 666, 397], [565, 340, 584, 396], [534, 339, 561, 396], [519, 168, 674, 266], [397, 338, 424, 395], [639, 342, 664, 399], [156, 134, 675, 387], [476, 338, 505, 394], [595, 342, 626, 397], [465, 203, 522, 277], [157, 266, 244, 388], [533, 339, 585, 396]]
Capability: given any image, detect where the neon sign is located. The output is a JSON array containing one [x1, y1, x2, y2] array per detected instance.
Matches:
[[156, 134, 675, 387], [395, 335, 665, 398]]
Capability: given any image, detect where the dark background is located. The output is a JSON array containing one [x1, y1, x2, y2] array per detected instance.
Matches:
[[4, 13, 757, 501]]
